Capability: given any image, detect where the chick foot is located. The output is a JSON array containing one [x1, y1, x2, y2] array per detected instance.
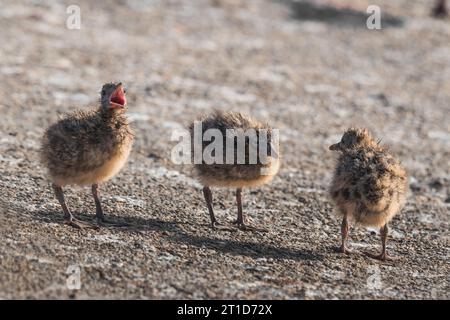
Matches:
[[364, 251, 397, 262], [65, 217, 99, 230], [210, 221, 235, 232], [232, 220, 268, 232], [338, 245, 352, 254]]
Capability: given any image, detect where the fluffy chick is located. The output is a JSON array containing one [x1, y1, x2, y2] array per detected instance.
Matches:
[[189, 111, 280, 231], [329, 128, 407, 260], [41, 82, 133, 228]]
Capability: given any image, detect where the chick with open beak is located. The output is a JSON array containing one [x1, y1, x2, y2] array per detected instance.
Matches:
[[41, 82, 134, 229]]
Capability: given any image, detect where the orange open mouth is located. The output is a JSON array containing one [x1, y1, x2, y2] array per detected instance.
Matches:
[[109, 85, 126, 108]]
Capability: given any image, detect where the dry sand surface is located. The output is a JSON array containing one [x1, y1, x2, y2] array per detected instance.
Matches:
[[0, 0, 449, 299]]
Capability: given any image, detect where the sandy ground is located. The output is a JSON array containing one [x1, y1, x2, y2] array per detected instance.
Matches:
[[0, 0, 449, 299]]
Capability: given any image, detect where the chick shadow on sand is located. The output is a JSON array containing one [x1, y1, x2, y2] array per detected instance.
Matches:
[[171, 232, 323, 262], [279, 0, 403, 28], [34, 210, 323, 262]]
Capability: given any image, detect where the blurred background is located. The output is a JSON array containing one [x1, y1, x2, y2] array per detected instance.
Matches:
[[0, 0, 448, 299]]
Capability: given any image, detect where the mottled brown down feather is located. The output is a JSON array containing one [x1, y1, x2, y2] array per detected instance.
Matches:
[[329, 128, 407, 227], [189, 110, 280, 188], [41, 106, 133, 186]]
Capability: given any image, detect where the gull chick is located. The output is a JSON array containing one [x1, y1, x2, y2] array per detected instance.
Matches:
[[189, 111, 280, 231], [41, 82, 133, 228], [329, 128, 407, 260]]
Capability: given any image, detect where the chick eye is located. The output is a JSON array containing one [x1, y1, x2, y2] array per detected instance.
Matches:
[[123, 89, 127, 94], [101, 90, 106, 96]]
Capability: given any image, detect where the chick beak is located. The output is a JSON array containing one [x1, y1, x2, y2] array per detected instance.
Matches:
[[109, 84, 126, 109], [329, 143, 340, 151]]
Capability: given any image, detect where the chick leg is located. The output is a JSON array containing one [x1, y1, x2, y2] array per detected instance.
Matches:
[[91, 184, 131, 228], [203, 186, 217, 228], [92, 184, 105, 224], [432, 0, 448, 17], [233, 188, 267, 232], [340, 214, 349, 254], [52, 184, 96, 229], [202, 186, 229, 230], [365, 224, 389, 261]]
